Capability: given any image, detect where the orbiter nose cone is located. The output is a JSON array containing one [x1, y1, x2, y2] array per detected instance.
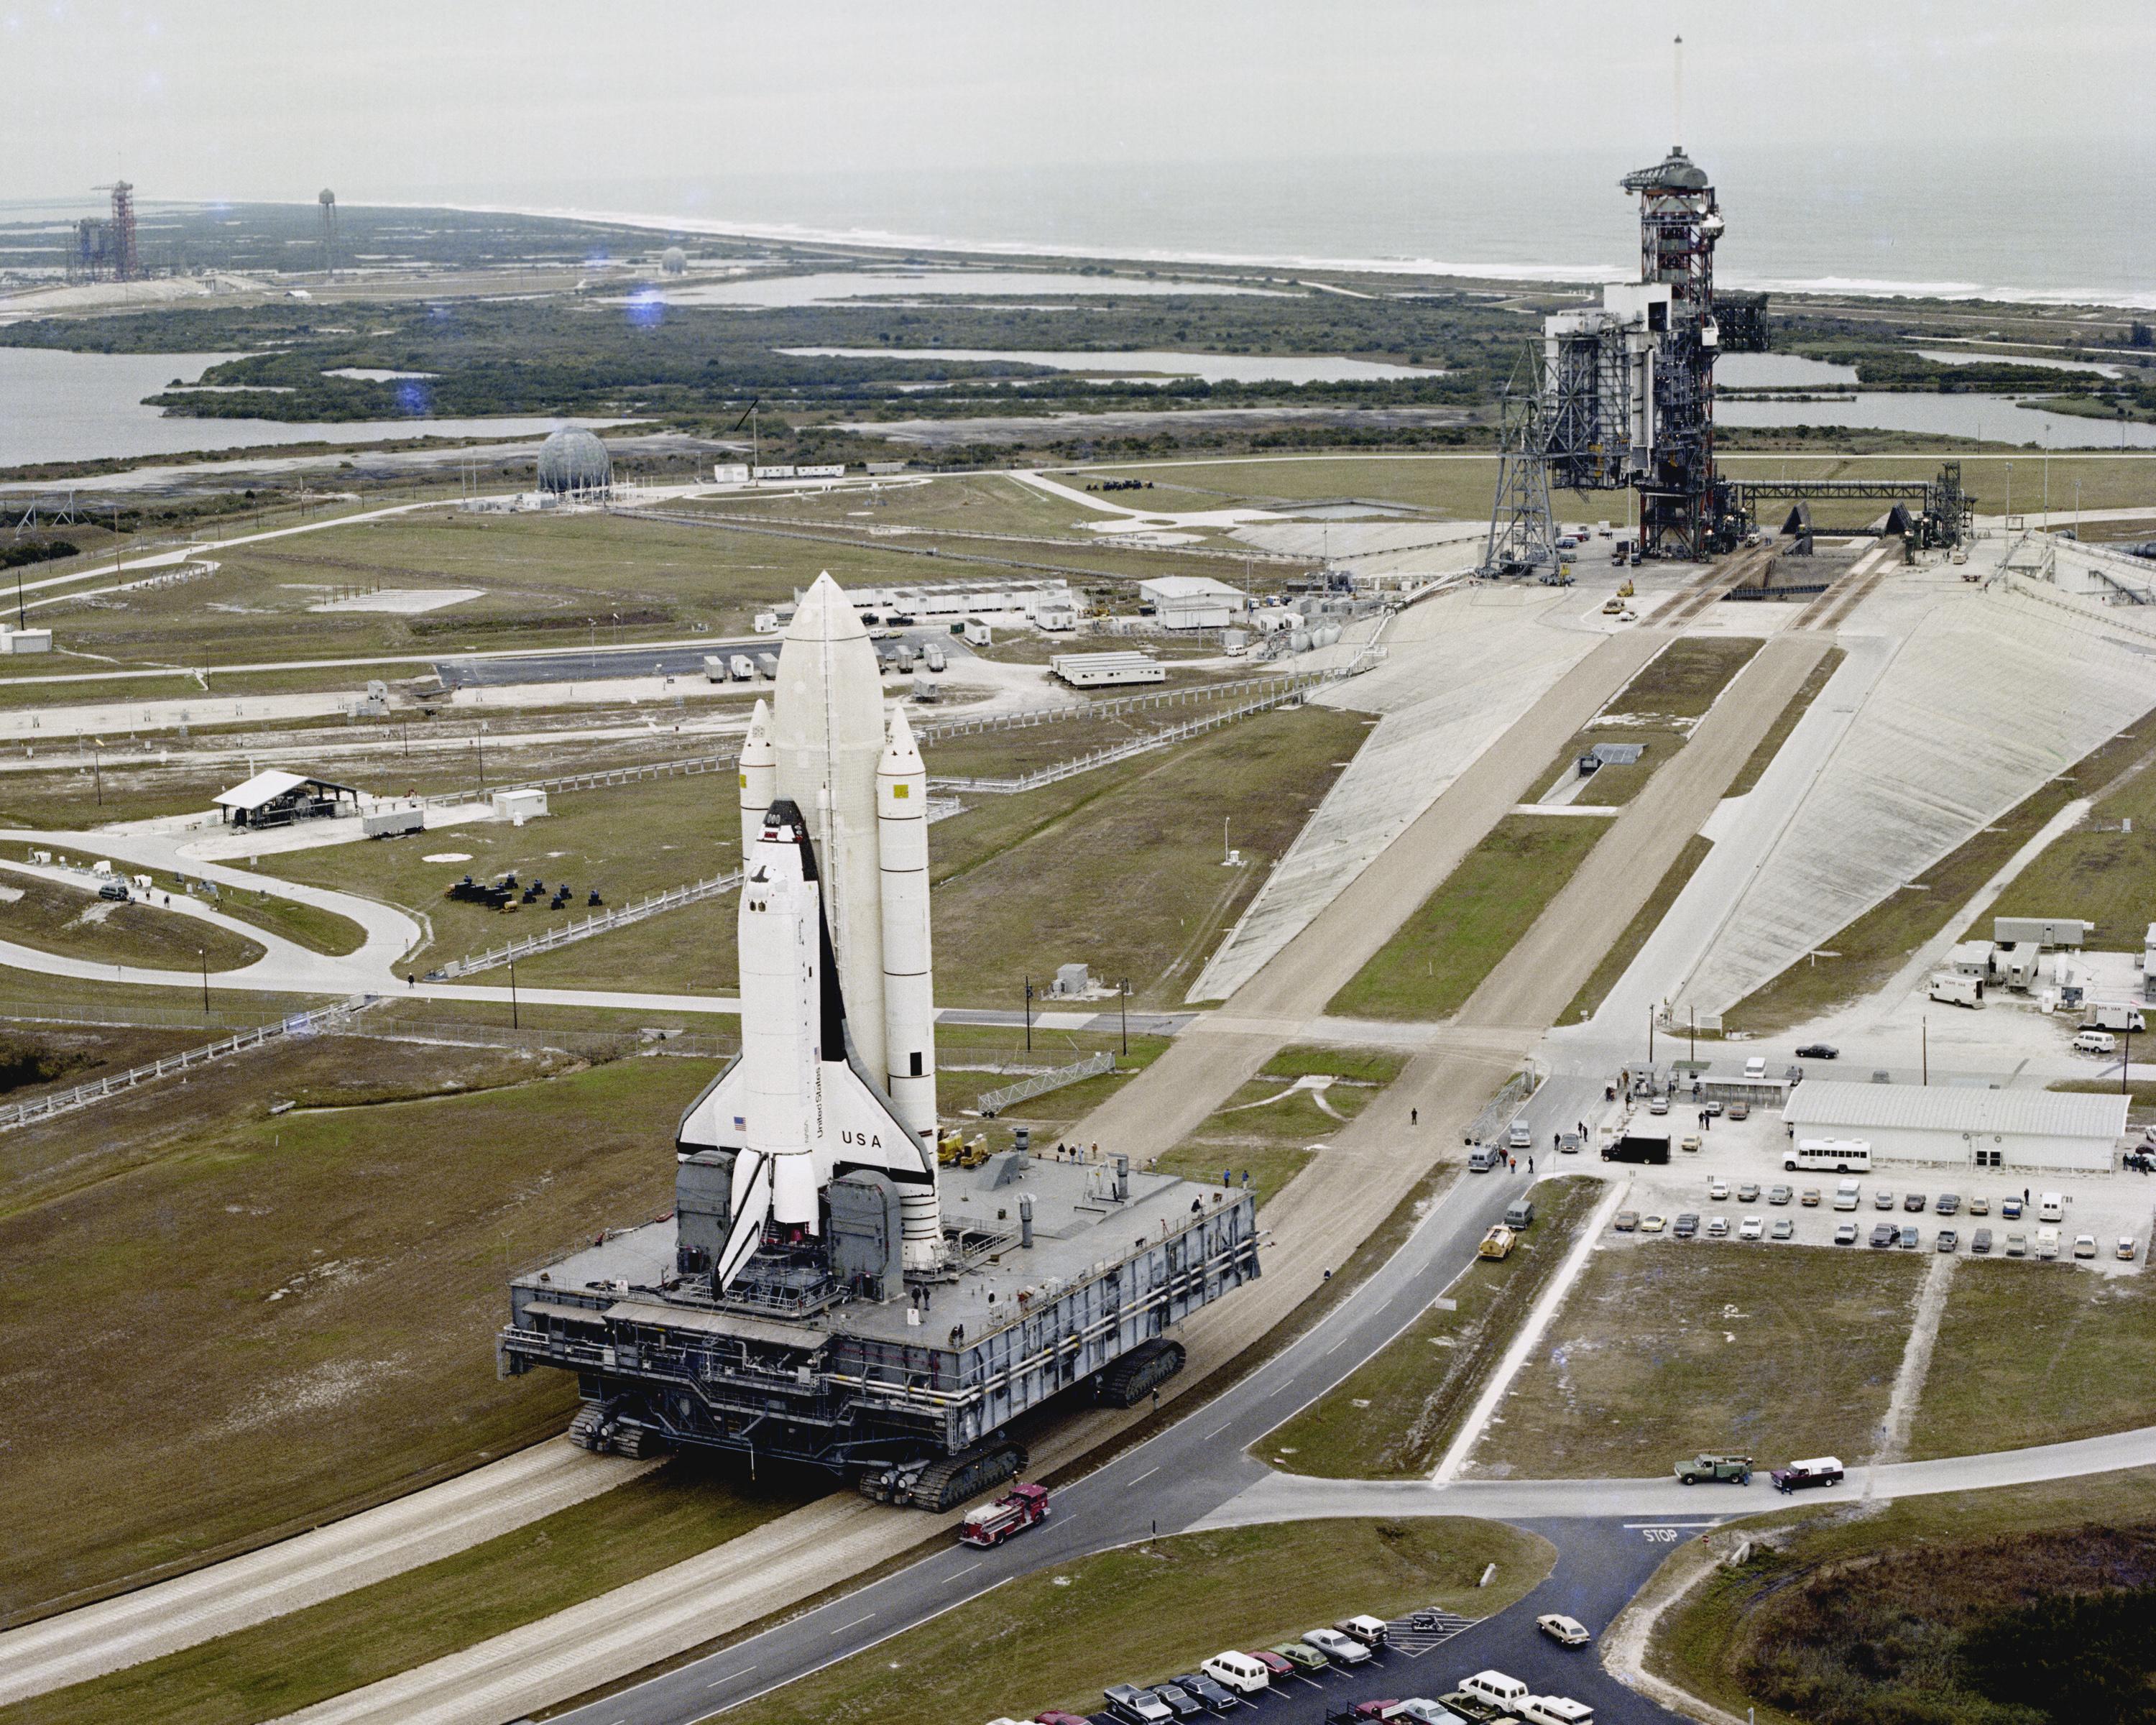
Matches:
[[785, 571, 867, 645]]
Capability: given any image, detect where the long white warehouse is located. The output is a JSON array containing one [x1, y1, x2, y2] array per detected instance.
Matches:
[[1784, 1080, 2129, 1173]]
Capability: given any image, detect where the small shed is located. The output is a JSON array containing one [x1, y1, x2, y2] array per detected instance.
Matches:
[[1138, 575, 1245, 630], [493, 788, 549, 826], [213, 770, 359, 829], [0, 625, 53, 655]]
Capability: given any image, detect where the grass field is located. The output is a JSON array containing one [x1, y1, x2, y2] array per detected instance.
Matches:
[[0, 1042, 709, 1623], [1562, 836, 1714, 1024], [931, 704, 1370, 1008], [1909, 1260, 2156, 1460], [15, 1460, 817, 1725], [1469, 1242, 1921, 1478], [1328, 814, 1608, 1021], [1261, 1176, 1603, 1478], [1156, 1044, 1407, 1207], [0, 872, 265, 974], [1723, 647, 1845, 797], [1529, 638, 1761, 809], [1651, 1468, 2156, 1725], [1726, 707, 2156, 1034], [740, 1517, 1554, 1725], [1981, 725, 2156, 951]]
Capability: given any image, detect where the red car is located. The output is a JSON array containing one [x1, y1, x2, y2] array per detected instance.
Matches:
[[1354, 1703, 1404, 1721], [1245, 1649, 1295, 1678]]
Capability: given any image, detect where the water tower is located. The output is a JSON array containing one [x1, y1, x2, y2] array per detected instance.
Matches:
[[318, 189, 338, 275]]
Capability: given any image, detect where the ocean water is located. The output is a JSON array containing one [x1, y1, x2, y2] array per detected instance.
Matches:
[[511, 137, 2156, 309]]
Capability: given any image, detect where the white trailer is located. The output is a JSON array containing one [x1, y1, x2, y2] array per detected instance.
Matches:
[[2086, 1001, 2147, 1033], [703, 654, 729, 683], [1929, 972, 1986, 1008], [729, 654, 757, 681]]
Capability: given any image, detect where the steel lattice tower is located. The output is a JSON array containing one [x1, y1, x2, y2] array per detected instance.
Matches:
[[1479, 346, 1561, 579]]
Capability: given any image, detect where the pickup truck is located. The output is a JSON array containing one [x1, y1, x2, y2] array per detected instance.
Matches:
[[1770, 1456, 1844, 1493], [1674, 1453, 1753, 1486]]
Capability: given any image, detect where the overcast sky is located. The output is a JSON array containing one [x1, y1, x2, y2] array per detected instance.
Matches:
[[9, 0, 2147, 205]]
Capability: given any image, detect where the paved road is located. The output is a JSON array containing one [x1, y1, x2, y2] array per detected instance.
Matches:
[[436, 630, 962, 689]]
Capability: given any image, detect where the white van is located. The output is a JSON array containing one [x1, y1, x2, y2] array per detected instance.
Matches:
[[1833, 1178, 1863, 1211], [1519, 1700, 1595, 1725], [2037, 1192, 2065, 1223], [1458, 1672, 1531, 1713], [1202, 1652, 1270, 1696], [2073, 1029, 2118, 1056], [1743, 1056, 1767, 1080], [2035, 1226, 2061, 1260]]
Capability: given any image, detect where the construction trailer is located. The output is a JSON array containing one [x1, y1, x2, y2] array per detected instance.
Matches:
[[499, 1145, 1259, 1509]]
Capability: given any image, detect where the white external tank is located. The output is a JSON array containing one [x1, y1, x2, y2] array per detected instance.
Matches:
[[876, 704, 940, 1269], [773, 573, 890, 1081], [737, 698, 775, 863]]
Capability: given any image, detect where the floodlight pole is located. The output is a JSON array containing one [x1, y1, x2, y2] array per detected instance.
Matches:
[[1647, 1005, 1655, 1066], [510, 958, 520, 1031], [1120, 978, 1130, 1057], [1922, 1016, 1929, 1086], [198, 947, 208, 1017], [1023, 975, 1033, 1053]]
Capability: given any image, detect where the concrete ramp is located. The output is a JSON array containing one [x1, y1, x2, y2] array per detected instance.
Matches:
[[1678, 578, 2156, 1016], [1190, 589, 1598, 1001]]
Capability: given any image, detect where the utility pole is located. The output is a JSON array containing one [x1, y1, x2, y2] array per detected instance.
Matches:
[[1922, 1016, 1929, 1086], [1119, 978, 1130, 1058], [1689, 1005, 1696, 1068], [91, 741, 101, 806], [510, 957, 520, 1031], [1023, 975, 1033, 1053], [1647, 1005, 1655, 1067], [198, 947, 209, 1018], [2125, 1026, 2134, 1099]]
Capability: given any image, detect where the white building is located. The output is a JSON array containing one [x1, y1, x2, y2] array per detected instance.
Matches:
[[1138, 575, 1245, 630], [1051, 650, 1165, 688], [0, 625, 52, 655], [1784, 1080, 2127, 1173]]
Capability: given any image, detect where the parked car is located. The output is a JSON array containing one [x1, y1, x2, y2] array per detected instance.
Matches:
[[1640, 1213, 1667, 1233], [1304, 1627, 1372, 1665], [1796, 1043, 1839, 1059], [2005, 1231, 2028, 1257], [1737, 1182, 1761, 1202], [1519, 1699, 1595, 1725], [1387, 1705, 1470, 1725], [1903, 1192, 1928, 1213], [1537, 1614, 1592, 1647], [1936, 1193, 1961, 1216], [1767, 1184, 1793, 1205], [1899, 1225, 1920, 1249], [1728, 1100, 1751, 1121], [1647, 1096, 1669, 1115], [1680, 1133, 1703, 1153], [1870, 1223, 1897, 1248], [1708, 1177, 1730, 1200], [1173, 1672, 1238, 1711], [1969, 1195, 1991, 1216], [1707, 1215, 1730, 1238], [1771, 1456, 1845, 1493], [1936, 1229, 1958, 1253], [2120, 1237, 2139, 1262], [1800, 1187, 1823, 1207], [1835, 1221, 1859, 1245], [1702, 1098, 1725, 1118], [1772, 1217, 1795, 1241], [1972, 1228, 1993, 1254], [2002, 1197, 2024, 1220], [1148, 1683, 1204, 1720], [1874, 1190, 1896, 1210], [1338, 1616, 1391, 1650], [1738, 1215, 1764, 1241], [1037, 1712, 1092, 1725], [2074, 1233, 2099, 1259], [1243, 1650, 1295, 1679], [1272, 1642, 1328, 1671], [1673, 1213, 1699, 1238], [1455, 1673, 1532, 1714], [1613, 1210, 1640, 1232]]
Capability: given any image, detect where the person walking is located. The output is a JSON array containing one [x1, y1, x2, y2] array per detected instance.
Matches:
[[1529, 1154, 1535, 1174], [1411, 1106, 1419, 1126]]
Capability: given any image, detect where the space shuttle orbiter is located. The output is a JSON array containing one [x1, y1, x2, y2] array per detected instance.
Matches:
[[678, 574, 943, 1288]]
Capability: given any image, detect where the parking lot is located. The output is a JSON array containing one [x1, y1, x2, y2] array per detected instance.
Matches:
[[1583, 1102, 2156, 1275], [1069, 1519, 1687, 1725]]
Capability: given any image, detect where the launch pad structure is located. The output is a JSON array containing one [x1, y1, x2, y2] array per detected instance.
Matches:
[[499, 574, 1261, 1510], [1483, 146, 1969, 577]]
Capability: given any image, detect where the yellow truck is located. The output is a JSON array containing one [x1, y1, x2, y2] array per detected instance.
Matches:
[[1478, 1225, 1516, 1260]]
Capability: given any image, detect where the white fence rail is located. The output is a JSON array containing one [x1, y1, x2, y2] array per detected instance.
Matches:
[[0, 994, 379, 1134]]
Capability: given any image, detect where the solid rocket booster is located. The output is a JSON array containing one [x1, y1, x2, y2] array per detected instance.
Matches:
[[877, 703, 940, 1271], [772, 574, 889, 1085], [737, 697, 775, 866]]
